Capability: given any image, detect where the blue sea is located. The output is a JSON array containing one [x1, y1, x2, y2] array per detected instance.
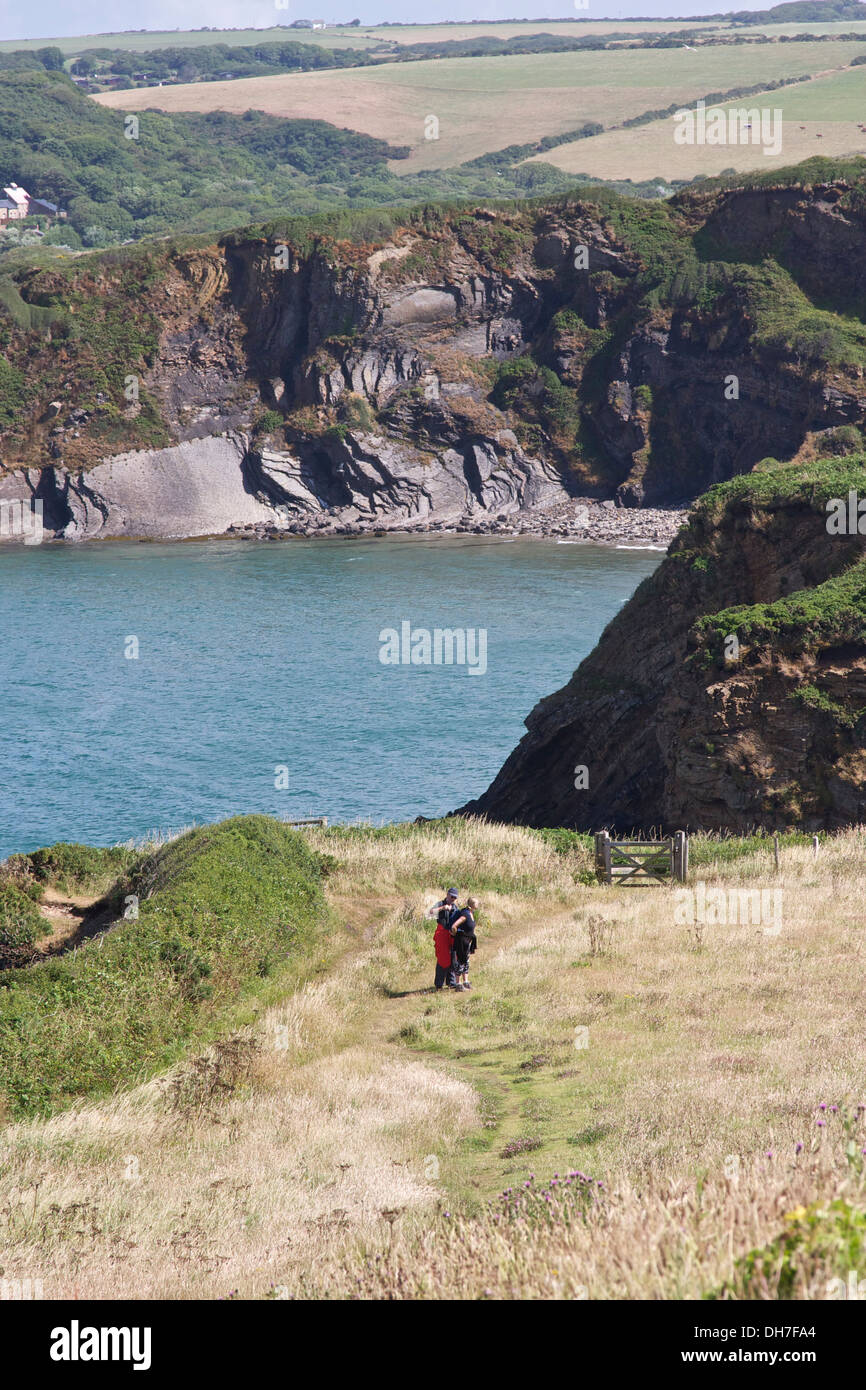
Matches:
[[0, 535, 660, 859]]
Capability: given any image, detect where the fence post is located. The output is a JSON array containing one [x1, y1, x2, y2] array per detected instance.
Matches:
[[812, 836, 819, 859], [673, 831, 688, 883], [595, 830, 611, 885], [773, 834, 780, 873]]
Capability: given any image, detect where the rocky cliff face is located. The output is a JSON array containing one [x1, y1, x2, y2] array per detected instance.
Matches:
[[459, 458, 866, 833], [1, 175, 865, 539]]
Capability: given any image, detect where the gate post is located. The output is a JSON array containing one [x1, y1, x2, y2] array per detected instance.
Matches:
[[673, 830, 688, 882], [595, 830, 611, 885]]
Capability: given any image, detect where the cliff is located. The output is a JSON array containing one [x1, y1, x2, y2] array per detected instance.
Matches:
[[1, 164, 865, 539], [458, 457, 866, 833]]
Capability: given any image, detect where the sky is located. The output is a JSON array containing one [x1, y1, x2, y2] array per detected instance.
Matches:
[[2, 0, 785, 45]]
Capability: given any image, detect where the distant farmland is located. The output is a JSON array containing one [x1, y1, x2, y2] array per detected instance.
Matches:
[[95, 41, 866, 177], [531, 65, 866, 182], [7, 15, 866, 58], [0, 20, 729, 57]]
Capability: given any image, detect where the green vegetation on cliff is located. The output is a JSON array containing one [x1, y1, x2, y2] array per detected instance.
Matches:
[[698, 558, 866, 660], [684, 460, 866, 687], [0, 816, 331, 1118], [2, 165, 866, 495]]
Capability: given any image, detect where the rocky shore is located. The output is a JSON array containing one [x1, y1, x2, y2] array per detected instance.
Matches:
[[0, 434, 686, 547], [226, 498, 686, 547]]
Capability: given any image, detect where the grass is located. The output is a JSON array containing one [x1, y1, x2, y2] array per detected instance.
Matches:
[[0, 883, 48, 964], [0, 815, 332, 1119], [696, 559, 866, 665], [18, 842, 139, 896], [1, 815, 865, 1298]]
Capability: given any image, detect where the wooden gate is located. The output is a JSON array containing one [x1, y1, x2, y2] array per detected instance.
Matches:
[[595, 830, 688, 886]]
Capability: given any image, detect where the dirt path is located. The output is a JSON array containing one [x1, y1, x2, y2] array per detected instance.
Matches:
[[36, 888, 105, 954]]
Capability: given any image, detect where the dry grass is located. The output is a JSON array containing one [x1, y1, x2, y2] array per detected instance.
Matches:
[[533, 67, 866, 182], [1, 820, 865, 1299], [535, 117, 866, 183]]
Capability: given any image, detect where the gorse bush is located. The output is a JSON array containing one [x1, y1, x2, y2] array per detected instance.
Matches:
[[717, 1198, 866, 1300], [24, 841, 139, 895], [0, 815, 331, 1117], [0, 883, 48, 964]]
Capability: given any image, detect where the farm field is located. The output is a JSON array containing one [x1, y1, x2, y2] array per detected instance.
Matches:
[[94, 41, 866, 175], [533, 65, 866, 182], [0, 21, 729, 56]]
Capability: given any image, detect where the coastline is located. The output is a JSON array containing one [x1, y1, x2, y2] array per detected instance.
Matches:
[[0, 499, 689, 549], [224, 499, 688, 549]]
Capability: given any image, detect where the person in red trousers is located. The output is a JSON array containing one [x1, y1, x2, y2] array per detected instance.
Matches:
[[433, 900, 457, 990]]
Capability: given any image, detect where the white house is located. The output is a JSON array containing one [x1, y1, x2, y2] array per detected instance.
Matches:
[[0, 184, 28, 222], [0, 183, 65, 223]]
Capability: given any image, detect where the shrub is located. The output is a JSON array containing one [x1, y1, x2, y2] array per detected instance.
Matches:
[[0, 884, 48, 966], [0, 815, 331, 1117], [337, 392, 375, 432], [253, 408, 284, 436], [25, 841, 138, 895]]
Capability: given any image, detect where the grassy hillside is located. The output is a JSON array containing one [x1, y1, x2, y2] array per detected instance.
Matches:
[[2, 68, 669, 255], [0, 70, 419, 247], [0, 816, 331, 1118], [0, 816, 863, 1299], [96, 40, 866, 179]]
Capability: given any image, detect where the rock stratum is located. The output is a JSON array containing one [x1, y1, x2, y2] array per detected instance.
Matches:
[[459, 458, 866, 833], [2, 163, 866, 539]]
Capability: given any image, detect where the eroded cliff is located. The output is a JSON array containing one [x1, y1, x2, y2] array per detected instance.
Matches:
[[459, 457, 866, 833], [1, 171, 865, 539]]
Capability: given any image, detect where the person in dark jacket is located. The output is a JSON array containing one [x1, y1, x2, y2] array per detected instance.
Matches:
[[450, 897, 478, 990]]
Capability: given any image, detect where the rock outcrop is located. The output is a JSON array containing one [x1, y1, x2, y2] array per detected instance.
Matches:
[[458, 458, 866, 833], [0, 435, 276, 540], [2, 174, 866, 540]]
